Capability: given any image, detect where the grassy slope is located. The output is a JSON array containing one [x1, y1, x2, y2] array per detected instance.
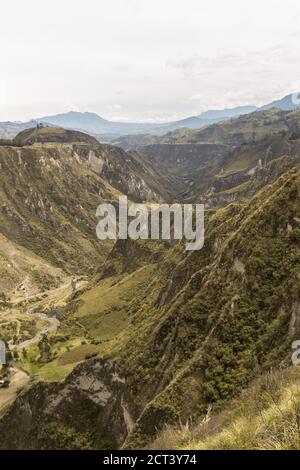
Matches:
[[0, 232, 66, 298], [150, 367, 300, 450], [13, 126, 99, 146], [0, 143, 114, 276], [17, 263, 160, 382]]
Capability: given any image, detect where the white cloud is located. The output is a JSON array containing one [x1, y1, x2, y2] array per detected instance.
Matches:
[[107, 104, 122, 111], [1, 0, 300, 121], [0, 81, 6, 107]]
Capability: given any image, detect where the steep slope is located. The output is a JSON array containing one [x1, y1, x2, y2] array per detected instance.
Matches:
[[0, 129, 174, 296], [194, 133, 300, 207], [0, 358, 134, 449], [0, 142, 114, 279], [2, 166, 300, 449], [78, 145, 176, 202], [140, 143, 229, 199], [150, 366, 300, 450], [121, 167, 300, 447]]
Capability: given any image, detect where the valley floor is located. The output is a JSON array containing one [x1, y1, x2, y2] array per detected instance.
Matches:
[[0, 276, 80, 412]]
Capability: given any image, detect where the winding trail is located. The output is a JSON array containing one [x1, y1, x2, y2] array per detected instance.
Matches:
[[0, 278, 74, 412], [13, 313, 60, 351], [0, 313, 60, 413]]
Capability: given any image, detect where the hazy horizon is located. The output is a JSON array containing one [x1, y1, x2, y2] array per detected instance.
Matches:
[[1, 0, 300, 122]]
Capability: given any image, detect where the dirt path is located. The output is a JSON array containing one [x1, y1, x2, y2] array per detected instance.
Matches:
[[0, 367, 30, 414]]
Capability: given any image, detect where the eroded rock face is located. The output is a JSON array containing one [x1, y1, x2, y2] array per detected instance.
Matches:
[[72, 144, 174, 203], [0, 359, 136, 450]]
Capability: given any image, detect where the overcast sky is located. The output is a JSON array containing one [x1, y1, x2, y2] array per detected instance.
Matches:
[[1, 0, 300, 122]]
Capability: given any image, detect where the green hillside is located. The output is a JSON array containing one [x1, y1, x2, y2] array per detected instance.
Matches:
[[2, 162, 300, 449], [2, 113, 300, 450]]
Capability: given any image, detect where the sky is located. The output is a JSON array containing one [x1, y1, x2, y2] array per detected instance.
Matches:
[[1, 0, 300, 122]]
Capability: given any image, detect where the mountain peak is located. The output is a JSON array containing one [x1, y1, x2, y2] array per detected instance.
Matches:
[[261, 92, 300, 111], [38, 110, 109, 134]]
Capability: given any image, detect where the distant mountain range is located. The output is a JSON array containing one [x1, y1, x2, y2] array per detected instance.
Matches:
[[1, 92, 300, 140]]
